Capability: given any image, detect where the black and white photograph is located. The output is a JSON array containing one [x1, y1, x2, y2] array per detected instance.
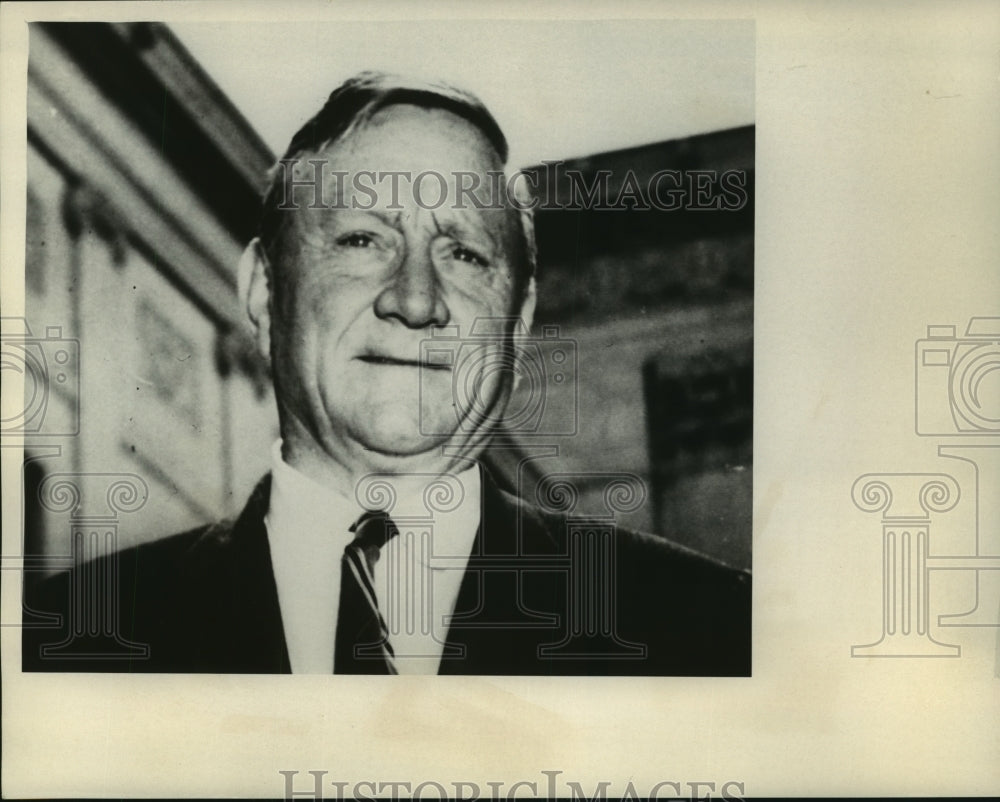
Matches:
[[2, 1, 997, 799], [16, 19, 754, 677]]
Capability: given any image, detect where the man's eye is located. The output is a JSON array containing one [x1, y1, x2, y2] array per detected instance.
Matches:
[[451, 246, 489, 267], [338, 232, 375, 248]]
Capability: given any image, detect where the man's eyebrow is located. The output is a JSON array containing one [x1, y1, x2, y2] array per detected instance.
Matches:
[[369, 208, 404, 227], [431, 211, 499, 249], [317, 205, 403, 227]]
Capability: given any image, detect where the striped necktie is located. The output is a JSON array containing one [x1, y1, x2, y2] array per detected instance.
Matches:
[[334, 510, 400, 674]]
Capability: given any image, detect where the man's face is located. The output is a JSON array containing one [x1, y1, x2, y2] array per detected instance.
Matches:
[[263, 104, 531, 477]]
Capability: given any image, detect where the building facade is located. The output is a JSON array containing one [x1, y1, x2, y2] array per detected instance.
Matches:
[[20, 22, 277, 568]]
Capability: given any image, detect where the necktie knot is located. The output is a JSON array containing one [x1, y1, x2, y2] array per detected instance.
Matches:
[[349, 511, 400, 573]]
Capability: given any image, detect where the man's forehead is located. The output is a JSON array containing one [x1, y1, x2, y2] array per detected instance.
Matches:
[[311, 102, 504, 174], [281, 103, 522, 222]]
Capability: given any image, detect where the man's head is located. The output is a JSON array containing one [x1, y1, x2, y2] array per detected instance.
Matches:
[[241, 72, 538, 486]]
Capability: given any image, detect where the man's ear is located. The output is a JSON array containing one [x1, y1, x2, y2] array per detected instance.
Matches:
[[517, 276, 537, 333], [238, 238, 271, 360], [511, 277, 537, 394]]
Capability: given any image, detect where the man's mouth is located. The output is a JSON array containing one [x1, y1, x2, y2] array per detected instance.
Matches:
[[356, 354, 451, 371]]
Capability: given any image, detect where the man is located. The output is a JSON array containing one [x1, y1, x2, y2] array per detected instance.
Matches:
[[23, 72, 750, 675]]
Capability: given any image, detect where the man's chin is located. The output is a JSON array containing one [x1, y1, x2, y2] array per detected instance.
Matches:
[[348, 425, 453, 466], [336, 400, 494, 470]]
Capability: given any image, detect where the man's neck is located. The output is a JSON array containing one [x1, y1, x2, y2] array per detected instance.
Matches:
[[279, 432, 484, 495]]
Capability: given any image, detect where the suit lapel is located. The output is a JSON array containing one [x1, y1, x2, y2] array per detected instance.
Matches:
[[438, 465, 564, 675], [179, 475, 292, 673], [184, 468, 564, 675]]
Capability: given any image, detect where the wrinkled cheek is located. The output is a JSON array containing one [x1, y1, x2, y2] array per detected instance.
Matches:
[[268, 292, 324, 395], [278, 278, 332, 345], [267, 271, 306, 348], [446, 293, 513, 339]]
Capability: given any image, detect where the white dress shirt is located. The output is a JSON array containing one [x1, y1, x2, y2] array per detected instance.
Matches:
[[264, 442, 481, 674]]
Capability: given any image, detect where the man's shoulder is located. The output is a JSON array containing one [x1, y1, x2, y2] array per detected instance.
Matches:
[[477, 482, 751, 676], [503, 480, 749, 582], [22, 479, 276, 673], [617, 525, 751, 584], [34, 515, 243, 596], [22, 521, 230, 639], [120, 475, 272, 578]]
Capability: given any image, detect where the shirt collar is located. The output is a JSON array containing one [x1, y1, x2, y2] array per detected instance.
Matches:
[[266, 440, 482, 561]]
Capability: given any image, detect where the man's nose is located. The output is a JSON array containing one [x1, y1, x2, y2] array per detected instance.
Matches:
[[373, 245, 450, 328]]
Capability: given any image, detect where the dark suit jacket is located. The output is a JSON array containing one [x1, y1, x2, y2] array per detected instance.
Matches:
[[23, 468, 750, 675]]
